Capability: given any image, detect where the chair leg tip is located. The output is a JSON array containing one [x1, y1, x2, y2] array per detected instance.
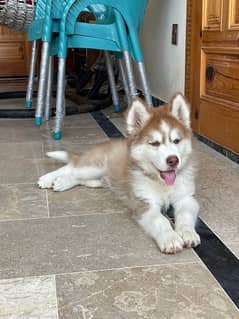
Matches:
[[35, 117, 42, 126], [25, 101, 32, 108], [53, 132, 62, 140], [114, 104, 121, 112]]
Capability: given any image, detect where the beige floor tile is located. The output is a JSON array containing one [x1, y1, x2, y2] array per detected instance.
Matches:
[[0, 184, 48, 221], [0, 158, 39, 184], [0, 118, 34, 127], [110, 117, 127, 136], [227, 241, 239, 258], [0, 213, 197, 280], [0, 142, 43, 159], [48, 186, 129, 217], [0, 276, 58, 318], [0, 125, 43, 143], [56, 263, 238, 319], [42, 127, 108, 144], [62, 114, 101, 128]]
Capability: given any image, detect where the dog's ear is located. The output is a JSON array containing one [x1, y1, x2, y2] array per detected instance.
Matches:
[[170, 93, 190, 128], [126, 98, 151, 134]]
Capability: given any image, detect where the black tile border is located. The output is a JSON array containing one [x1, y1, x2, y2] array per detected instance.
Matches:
[[0, 91, 37, 99], [92, 110, 239, 309], [0, 105, 79, 119], [194, 132, 239, 165]]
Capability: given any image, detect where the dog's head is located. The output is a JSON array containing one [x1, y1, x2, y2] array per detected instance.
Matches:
[[126, 93, 192, 186]]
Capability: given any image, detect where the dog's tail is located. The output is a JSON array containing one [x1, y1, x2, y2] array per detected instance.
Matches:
[[46, 151, 69, 163]]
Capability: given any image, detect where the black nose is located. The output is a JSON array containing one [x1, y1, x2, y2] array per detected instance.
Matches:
[[167, 155, 179, 168]]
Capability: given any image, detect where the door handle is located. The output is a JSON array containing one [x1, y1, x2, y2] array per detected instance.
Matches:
[[206, 65, 215, 81]]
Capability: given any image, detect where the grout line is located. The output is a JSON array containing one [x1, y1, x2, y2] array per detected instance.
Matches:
[[45, 190, 50, 218], [53, 275, 60, 319], [47, 261, 199, 278], [0, 261, 199, 282], [0, 211, 126, 224]]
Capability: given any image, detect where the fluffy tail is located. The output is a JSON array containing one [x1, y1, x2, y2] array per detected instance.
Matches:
[[46, 151, 69, 163]]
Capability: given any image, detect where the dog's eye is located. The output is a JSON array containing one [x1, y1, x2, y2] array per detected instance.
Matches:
[[173, 139, 181, 144], [149, 141, 161, 147]]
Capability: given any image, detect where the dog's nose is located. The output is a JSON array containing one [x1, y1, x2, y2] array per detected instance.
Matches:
[[166, 155, 179, 168]]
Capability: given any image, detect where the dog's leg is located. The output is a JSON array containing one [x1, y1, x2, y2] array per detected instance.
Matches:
[[138, 208, 184, 254], [174, 196, 200, 248], [83, 179, 103, 188], [52, 166, 105, 191], [38, 165, 71, 189]]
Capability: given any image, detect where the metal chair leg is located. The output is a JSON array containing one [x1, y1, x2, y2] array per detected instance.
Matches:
[[35, 41, 50, 126], [53, 57, 66, 140], [137, 61, 153, 106], [123, 50, 138, 101], [44, 55, 54, 121], [104, 51, 121, 112], [26, 40, 37, 108], [118, 57, 131, 106]]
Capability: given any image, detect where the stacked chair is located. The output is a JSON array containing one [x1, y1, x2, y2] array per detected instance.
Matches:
[[26, 0, 152, 140]]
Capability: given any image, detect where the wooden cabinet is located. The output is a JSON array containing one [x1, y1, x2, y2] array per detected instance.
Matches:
[[186, 0, 239, 154], [0, 26, 31, 77]]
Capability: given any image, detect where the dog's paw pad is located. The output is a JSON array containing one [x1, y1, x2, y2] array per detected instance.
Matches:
[[38, 175, 54, 189], [157, 231, 184, 254], [176, 226, 201, 248]]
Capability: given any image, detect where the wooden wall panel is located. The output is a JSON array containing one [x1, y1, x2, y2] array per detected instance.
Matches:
[[203, 0, 223, 31], [228, 0, 239, 30], [0, 26, 31, 77], [200, 98, 239, 152], [204, 51, 239, 104]]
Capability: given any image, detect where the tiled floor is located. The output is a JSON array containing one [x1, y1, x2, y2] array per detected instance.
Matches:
[[0, 102, 238, 318]]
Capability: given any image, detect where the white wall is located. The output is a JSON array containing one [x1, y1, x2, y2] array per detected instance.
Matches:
[[138, 0, 187, 102]]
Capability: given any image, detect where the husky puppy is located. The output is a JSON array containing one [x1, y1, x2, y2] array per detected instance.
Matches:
[[38, 93, 200, 254]]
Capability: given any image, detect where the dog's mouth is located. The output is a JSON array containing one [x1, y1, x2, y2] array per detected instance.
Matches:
[[159, 170, 176, 186]]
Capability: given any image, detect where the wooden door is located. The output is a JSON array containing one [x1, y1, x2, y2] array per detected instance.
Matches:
[[0, 26, 31, 77], [186, 0, 239, 154]]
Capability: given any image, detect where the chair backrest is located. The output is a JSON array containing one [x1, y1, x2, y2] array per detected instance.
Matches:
[[66, 0, 148, 31]]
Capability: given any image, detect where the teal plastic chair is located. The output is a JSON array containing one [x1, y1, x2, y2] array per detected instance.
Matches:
[[26, 1, 122, 122], [51, 0, 152, 139], [26, 0, 151, 139]]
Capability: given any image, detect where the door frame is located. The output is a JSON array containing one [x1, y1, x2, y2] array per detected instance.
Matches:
[[185, 0, 202, 132]]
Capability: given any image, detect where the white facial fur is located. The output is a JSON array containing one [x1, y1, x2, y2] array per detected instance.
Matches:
[[131, 122, 192, 175], [127, 94, 192, 175]]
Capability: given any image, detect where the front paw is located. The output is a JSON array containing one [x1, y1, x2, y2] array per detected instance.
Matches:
[[156, 230, 184, 254], [38, 174, 54, 189], [176, 225, 200, 248]]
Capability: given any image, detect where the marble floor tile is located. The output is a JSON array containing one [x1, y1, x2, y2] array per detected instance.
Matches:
[[0, 213, 197, 280], [110, 117, 127, 136], [56, 263, 238, 319], [61, 114, 101, 128], [41, 114, 100, 131], [42, 126, 108, 144], [0, 276, 58, 319], [0, 158, 39, 184], [0, 142, 43, 160], [0, 184, 48, 221], [0, 118, 35, 127], [48, 186, 129, 217], [0, 125, 43, 143], [228, 241, 239, 258]]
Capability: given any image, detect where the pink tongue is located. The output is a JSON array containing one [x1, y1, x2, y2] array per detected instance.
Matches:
[[160, 171, 176, 186]]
